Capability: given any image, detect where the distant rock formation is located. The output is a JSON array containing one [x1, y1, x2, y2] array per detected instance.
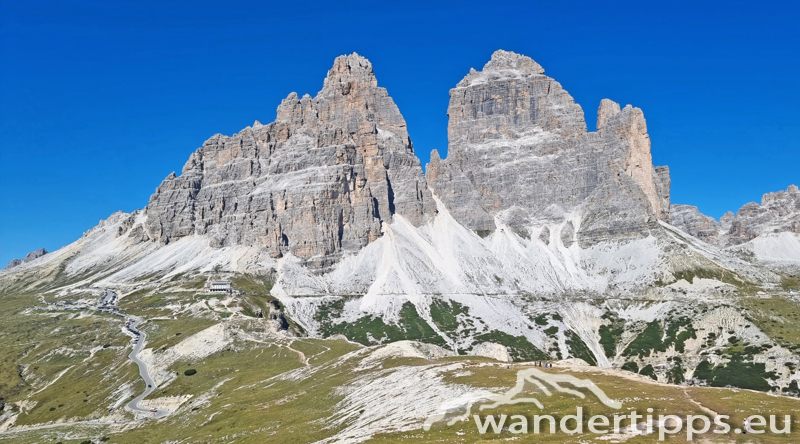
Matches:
[[671, 185, 800, 247], [6, 248, 48, 269]]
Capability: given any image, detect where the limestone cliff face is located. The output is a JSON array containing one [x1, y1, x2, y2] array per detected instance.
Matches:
[[670, 204, 723, 244], [145, 53, 435, 270], [426, 50, 670, 245], [597, 99, 668, 221], [671, 185, 800, 247]]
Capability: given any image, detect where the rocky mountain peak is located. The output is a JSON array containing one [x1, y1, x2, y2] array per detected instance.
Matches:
[[143, 53, 434, 271], [429, 49, 670, 242], [597, 100, 666, 220], [5, 248, 48, 269], [457, 49, 547, 88], [597, 98, 621, 131], [483, 49, 545, 75], [761, 184, 799, 206], [321, 52, 378, 94]]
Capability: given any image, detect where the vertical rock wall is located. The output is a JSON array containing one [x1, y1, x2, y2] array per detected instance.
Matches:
[[145, 54, 435, 270]]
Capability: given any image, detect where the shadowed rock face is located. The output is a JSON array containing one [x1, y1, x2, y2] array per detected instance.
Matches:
[[426, 50, 670, 245], [671, 185, 800, 247], [145, 53, 435, 271]]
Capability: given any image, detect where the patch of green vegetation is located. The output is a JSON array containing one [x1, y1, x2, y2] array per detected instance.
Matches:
[[742, 297, 800, 349], [474, 330, 548, 362], [0, 294, 142, 426], [623, 321, 662, 357], [623, 317, 697, 357], [543, 326, 559, 336], [321, 302, 445, 346], [475, 330, 550, 362], [781, 276, 800, 291], [144, 317, 217, 351], [184, 369, 197, 376], [784, 380, 800, 396], [475, 229, 492, 238], [118, 292, 197, 316], [673, 265, 748, 288], [119, 292, 168, 310], [120, 338, 365, 443], [314, 298, 345, 322], [598, 317, 625, 358], [7, 334, 800, 443], [621, 361, 639, 373], [665, 317, 697, 353], [183, 276, 208, 290], [429, 299, 470, 333], [564, 330, 596, 366], [231, 273, 274, 296], [667, 360, 685, 384], [695, 360, 714, 381], [639, 364, 657, 380], [533, 314, 549, 326], [693, 357, 777, 392]]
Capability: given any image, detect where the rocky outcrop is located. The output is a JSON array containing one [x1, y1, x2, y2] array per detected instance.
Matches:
[[144, 53, 435, 271], [654, 166, 671, 221], [670, 204, 722, 244], [598, 99, 667, 221], [5, 248, 48, 269], [426, 50, 670, 245], [670, 184, 800, 247]]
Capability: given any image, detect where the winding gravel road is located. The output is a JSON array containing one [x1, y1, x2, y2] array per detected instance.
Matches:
[[124, 317, 168, 418], [99, 290, 168, 419]]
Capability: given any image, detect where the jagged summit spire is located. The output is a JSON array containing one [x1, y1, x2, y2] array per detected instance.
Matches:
[[457, 49, 547, 88], [146, 49, 434, 266], [277, 53, 380, 113], [597, 98, 621, 132], [483, 49, 545, 75], [321, 52, 378, 93]]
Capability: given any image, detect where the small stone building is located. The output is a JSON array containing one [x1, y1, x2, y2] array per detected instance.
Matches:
[[209, 280, 232, 293]]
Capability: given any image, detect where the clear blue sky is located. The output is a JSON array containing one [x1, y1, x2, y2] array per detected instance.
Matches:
[[1, 0, 798, 265]]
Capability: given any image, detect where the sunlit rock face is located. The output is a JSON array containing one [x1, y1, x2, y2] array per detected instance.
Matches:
[[426, 50, 670, 246], [145, 53, 435, 271]]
